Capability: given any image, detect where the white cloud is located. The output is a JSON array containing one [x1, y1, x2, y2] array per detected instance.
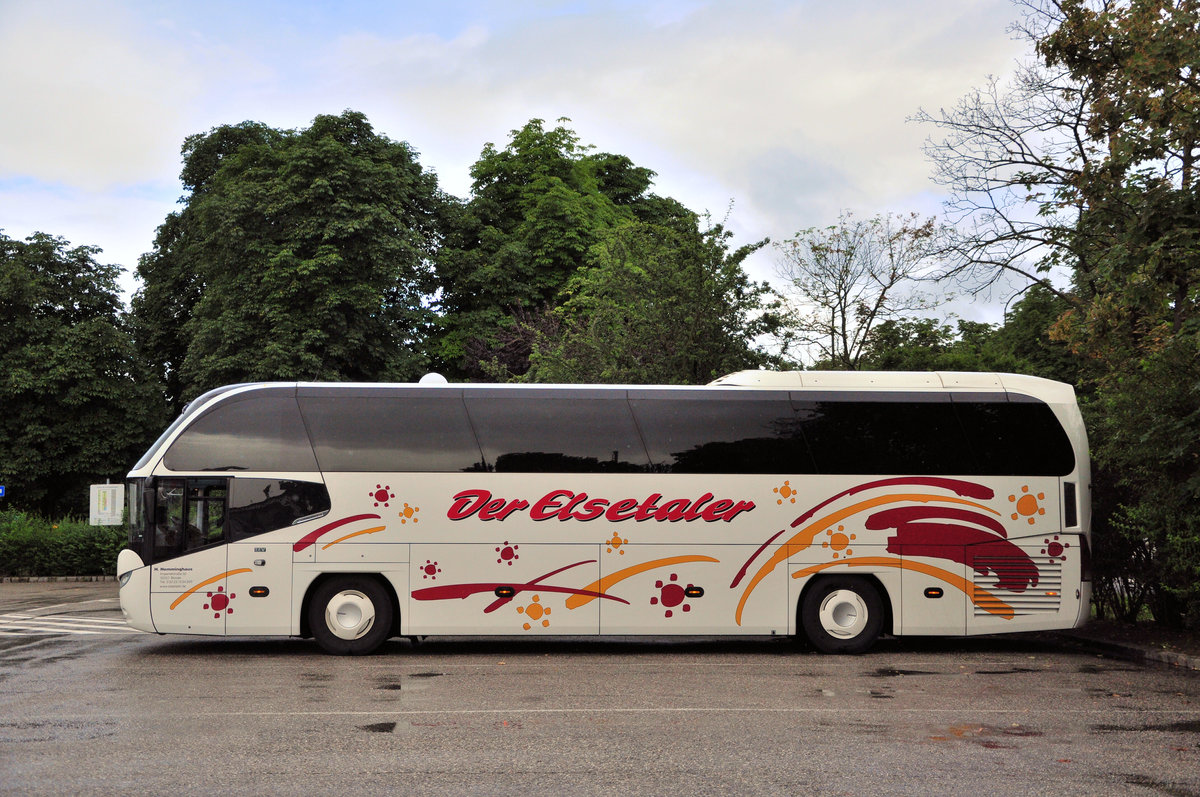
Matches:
[[0, 2, 198, 190], [0, 0, 1034, 320], [307, 2, 1025, 214], [303, 0, 1028, 299]]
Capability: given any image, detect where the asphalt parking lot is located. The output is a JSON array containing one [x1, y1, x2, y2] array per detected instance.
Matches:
[[1, 580, 1197, 796]]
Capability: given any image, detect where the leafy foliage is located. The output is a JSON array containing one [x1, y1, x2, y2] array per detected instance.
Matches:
[[0, 232, 165, 517], [519, 219, 784, 384], [132, 111, 445, 408], [923, 0, 1200, 627], [855, 285, 1080, 378], [858, 318, 1002, 372], [132, 122, 282, 412], [0, 512, 125, 576], [434, 119, 694, 376], [1037, 0, 1200, 628]]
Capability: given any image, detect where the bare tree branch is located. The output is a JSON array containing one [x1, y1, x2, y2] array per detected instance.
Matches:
[[775, 212, 942, 369]]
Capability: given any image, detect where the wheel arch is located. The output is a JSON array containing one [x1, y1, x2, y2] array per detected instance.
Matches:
[[300, 571, 402, 639], [795, 571, 896, 638]]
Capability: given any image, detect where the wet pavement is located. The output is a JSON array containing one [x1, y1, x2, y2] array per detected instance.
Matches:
[[1, 580, 1198, 795]]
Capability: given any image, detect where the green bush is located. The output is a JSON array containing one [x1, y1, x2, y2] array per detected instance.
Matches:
[[0, 511, 126, 577]]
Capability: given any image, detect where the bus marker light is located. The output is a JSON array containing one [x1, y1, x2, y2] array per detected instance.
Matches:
[[684, 586, 705, 598], [924, 588, 944, 599], [249, 586, 270, 598], [494, 586, 516, 599]]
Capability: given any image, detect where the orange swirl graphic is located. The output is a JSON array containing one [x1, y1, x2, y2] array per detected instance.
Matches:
[[169, 569, 253, 610], [735, 493, 998, 624], [322, 526, 387, 549], [790, 556, 1013, 618], [565, 555, 720, 609]]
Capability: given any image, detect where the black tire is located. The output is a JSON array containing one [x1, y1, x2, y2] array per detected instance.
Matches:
[[800, 576, 884, 654], [308, 576, 393, 655]]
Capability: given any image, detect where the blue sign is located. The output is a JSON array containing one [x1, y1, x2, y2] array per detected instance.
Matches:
[[0, 486, 5, 497]]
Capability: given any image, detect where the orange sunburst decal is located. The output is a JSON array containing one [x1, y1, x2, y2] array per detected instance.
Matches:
[[517, 595, 550, 629], [821, 525, 856, 559], [1008, 485, 1046, 525]]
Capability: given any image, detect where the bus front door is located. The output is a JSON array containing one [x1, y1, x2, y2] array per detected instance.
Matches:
[[149, 546, 231, 635]]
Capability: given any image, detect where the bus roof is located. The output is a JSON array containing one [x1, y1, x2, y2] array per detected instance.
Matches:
[[709, 370, 1076, 403], [181, 370, 1076, 407]]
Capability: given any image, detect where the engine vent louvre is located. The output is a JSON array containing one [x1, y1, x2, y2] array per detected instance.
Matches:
[[974, 557, 1063, 616]]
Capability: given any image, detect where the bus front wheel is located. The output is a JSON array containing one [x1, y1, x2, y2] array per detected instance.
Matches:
[[801, 577, 883, 654], [309, 576, 393, 655]]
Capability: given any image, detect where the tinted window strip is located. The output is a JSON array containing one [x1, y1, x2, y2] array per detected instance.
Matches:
[[285, 389, 1075, 477]]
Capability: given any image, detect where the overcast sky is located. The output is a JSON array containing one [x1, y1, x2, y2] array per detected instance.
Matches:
[[0, 0, 1031, 319]]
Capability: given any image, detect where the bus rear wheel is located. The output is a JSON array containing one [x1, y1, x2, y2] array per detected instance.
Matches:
[[309, 576, 393, 655], [801, 577, 883, 654]]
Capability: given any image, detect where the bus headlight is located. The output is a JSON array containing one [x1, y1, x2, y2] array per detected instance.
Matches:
[[118, 571, 133, 588]]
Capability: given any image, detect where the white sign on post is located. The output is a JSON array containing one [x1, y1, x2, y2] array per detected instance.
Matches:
[[90, 483, 125, 526]]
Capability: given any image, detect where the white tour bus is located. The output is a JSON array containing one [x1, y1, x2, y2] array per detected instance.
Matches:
[[117, 370, 1091, 655]]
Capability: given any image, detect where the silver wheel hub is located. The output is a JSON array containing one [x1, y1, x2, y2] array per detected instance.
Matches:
[[325, 589, 376, 640], [818, 589, 869, 639]]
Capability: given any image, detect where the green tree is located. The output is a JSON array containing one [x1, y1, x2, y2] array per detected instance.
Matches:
[[517, 219, 784, 384], [1039, 0, 1200, 627], [992, 284, 1081, 383], [132, 111, 445, 408], [435, 119, 693, 376], [858, 318, 993, 371], [856, 287, 1080, 377], [922, 0, 1200, 627], [132, 122, 281, 412], [0, 232, 166, 517]]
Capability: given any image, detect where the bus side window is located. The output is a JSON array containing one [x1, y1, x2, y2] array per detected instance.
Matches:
[[466, 394, 650, 473], [630, 393, 812, 474], [228, 479, 331, 540]]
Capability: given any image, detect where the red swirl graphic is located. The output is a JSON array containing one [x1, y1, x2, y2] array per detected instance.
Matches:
[[866, 507, 1039, 591], [292, 514, 381, 552]]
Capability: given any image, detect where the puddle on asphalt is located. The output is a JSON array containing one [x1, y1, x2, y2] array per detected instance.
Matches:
[[359, 722, 397, 734], [1078, 663, 1141, 674], [0, 719, 118, 743], [870, 668, 937, 677], [299, 672, 331, 689], [1122, 773, 1200, 795]]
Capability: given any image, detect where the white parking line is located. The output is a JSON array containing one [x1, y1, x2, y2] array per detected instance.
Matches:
[[22, 598, 116, 613], [0, 613, 142, 635]]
